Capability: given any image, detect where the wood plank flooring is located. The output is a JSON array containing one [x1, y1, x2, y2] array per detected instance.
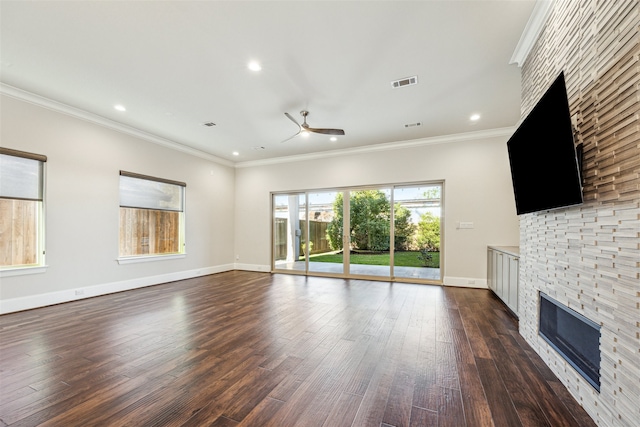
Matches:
[[0, 271, 596, 426]]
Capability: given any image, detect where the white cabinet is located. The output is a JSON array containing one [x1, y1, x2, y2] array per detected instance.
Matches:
[[487, 246, 519, 316]]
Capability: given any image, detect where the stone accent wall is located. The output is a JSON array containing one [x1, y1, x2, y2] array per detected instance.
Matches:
[[518, 1, 639, 426]]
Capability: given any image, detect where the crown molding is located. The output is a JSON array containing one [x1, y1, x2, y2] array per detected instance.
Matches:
[[2, 83, 515, 170], [510, 0, 554, 67], [235, 126, 516, 169], [0, 83, 234, 167]]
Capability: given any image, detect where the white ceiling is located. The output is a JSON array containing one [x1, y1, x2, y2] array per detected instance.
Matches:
[[0, 1, 537, 164]]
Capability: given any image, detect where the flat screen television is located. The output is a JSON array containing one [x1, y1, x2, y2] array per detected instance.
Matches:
[[507, 72, 583, 215]]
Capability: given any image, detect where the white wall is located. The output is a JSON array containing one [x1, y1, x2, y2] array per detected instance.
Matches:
[[234, 132, 520, 285], [0, 95, 236, 313]]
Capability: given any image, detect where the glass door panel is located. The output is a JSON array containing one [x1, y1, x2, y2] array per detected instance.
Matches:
[[348, 189, 391, 278], [307, 191, 344, 275], [393, 184, 442, 281], [273, 193, 306, 272]]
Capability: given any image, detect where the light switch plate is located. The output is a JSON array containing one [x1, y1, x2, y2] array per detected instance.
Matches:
[[458, 221, 474, 229]]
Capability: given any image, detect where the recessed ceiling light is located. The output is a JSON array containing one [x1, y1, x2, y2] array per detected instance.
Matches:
[[232, 151, 239, 156], [247, 61, 262, 71], [470, 113, 481, 121], [114, 105, 126, 112], [330, 137, 337, 142]]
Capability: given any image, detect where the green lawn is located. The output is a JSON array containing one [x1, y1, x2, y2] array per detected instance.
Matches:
[[307, 251, 440, 268]]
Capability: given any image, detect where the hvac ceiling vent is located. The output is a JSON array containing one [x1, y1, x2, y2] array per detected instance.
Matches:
[[203, 122, 216, 127], [391, 75, 418, 89], [404, 122, 422, 128]]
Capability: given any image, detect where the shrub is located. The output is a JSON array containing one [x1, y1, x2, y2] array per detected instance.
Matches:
[[416, 212, 440, 251]]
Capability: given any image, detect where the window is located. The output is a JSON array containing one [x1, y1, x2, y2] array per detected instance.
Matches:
[[0, 148, 47, 270], [118, 171, 185, 260], [272, 181, 443, 283]]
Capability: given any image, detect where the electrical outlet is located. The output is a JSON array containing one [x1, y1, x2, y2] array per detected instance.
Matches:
[[458, 222, 474, 229], [75, 289, 84, 296]]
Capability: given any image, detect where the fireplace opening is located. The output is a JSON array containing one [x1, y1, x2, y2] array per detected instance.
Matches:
[[539, 292, 601, 391]]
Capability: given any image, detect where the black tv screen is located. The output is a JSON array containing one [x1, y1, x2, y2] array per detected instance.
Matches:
[[507, 72, 583, 215]]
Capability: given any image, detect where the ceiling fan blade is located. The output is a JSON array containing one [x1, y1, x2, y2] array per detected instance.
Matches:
[[283, 110, 343, 140], [308, 128, 345, 136], [284, 112, 301, 127], [280, 130, 301, 143]]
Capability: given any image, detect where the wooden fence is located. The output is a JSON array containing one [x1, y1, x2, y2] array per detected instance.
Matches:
[[119, 208, 180, 256], [274, 218, 331, 260], [0, 199, 38, 266]]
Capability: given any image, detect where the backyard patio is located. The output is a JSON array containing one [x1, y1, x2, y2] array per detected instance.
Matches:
[[274, 260, 441, 280]]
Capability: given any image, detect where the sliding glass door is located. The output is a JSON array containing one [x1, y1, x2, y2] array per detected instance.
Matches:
[[307, 191, 344, 275], [348, 188, 391, 277], [273, 193, 306, 272], [393, 184, 441, 281], [272, 182, 442, 284]]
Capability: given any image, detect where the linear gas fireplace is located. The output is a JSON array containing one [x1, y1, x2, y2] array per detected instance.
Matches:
[[539, 292, 601, 391]]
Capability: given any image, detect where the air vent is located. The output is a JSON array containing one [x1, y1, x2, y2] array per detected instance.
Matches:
[[203, 122, 216, 127], [404, 122, 422, 128], [391, 75, 418, 89]]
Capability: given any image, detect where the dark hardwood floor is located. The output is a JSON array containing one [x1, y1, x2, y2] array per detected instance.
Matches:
[[0, 271, 596, 426]]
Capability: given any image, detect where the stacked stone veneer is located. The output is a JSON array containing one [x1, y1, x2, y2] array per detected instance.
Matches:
[[518, 1, 639, 426]]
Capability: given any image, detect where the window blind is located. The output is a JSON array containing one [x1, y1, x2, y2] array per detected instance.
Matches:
[[0, 148, 47, 201], [119, 171, 185, 212]]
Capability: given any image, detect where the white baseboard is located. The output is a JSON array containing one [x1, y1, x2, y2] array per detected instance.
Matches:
[[234, 263, 271, 272], [0, 264, 235, 314], [443, 276, 488, 288]]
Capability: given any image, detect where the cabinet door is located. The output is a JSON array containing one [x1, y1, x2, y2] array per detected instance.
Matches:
[[508, 256, 519, 314], [487, 249, 494, 291], [496, 253, 504, 297]]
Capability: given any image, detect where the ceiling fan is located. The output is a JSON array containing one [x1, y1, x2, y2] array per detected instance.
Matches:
[[281, 110, 345, 143]]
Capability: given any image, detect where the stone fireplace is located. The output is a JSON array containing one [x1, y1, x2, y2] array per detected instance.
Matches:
[[514, 1, 639, 426]]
